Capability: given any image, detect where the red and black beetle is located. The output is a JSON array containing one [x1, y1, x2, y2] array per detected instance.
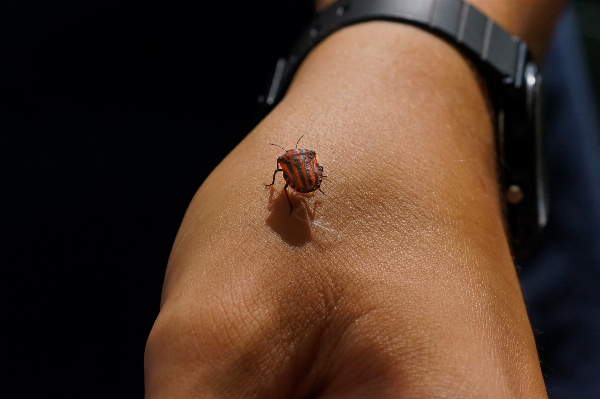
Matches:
[[266, 135, 325, 213]]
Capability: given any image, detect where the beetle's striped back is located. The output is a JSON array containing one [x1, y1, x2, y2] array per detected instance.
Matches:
[[278, 149, 322, 193]]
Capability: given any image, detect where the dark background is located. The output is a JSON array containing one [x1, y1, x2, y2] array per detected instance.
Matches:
[[1, 1, 312, 397], [1, 1, 599, 398]]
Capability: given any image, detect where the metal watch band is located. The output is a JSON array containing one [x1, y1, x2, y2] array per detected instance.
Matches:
[[263, 0, 531, 107]]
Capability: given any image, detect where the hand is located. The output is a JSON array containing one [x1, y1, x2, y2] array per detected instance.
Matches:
[[145, 1, 565, 397]]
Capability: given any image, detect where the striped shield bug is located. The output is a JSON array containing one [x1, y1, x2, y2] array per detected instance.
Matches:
[[266, 135, 325, 213]]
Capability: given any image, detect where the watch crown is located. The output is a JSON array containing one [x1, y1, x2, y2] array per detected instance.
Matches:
[[506, 184, 524, 204]]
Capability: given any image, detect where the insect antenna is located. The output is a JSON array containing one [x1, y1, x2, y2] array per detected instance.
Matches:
[[269, 143, 287, 151], [295, 135, 305, 148]]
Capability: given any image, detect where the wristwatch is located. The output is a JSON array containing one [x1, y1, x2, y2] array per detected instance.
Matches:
[[258, 0, 548, 261]]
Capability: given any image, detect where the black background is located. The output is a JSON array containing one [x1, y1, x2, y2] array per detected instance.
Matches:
[[1, 1, 312, 397]]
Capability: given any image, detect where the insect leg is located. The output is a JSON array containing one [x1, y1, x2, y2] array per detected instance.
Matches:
[[318, 188, 325, 195], [284, 183, 293, 213], [266, 167, 283, 186]]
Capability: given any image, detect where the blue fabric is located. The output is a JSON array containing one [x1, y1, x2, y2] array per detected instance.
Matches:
[[520, 4, 600, 398]]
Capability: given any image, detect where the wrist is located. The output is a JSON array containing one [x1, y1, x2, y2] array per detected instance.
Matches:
[[153, 22, 546, 397], [147, 12, 549, 399]]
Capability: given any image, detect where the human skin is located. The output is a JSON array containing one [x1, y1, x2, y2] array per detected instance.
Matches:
[[145, 1, 565, 398]]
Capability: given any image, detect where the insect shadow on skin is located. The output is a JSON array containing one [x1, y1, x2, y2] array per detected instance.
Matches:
[[265, 135, 326, 214], [265, 187, 317, 247]]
